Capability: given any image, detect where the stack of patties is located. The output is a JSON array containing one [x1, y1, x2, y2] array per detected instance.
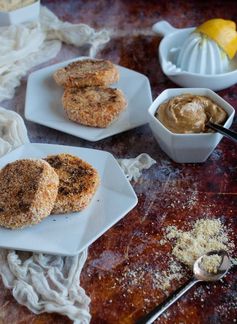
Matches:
[[0, 154, 99, 229], [53, 59, 127, 128]]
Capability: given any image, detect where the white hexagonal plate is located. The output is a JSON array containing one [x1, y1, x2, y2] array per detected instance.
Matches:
[[0, 143, 138, 255], [25, 57, 152, 141]]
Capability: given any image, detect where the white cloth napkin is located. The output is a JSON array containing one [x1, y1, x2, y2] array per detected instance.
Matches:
[[0, 106, 156, 322], [117, 154, 156, 181], [0, 250, 91, 324], [0, 5, 110, 102], [0, 107, 29, 156]]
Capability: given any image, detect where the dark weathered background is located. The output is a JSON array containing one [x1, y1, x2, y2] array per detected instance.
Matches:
[[0, 0, 237, 323]]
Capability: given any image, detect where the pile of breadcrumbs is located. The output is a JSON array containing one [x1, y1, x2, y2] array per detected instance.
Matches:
[[165, 218, 234, 269]]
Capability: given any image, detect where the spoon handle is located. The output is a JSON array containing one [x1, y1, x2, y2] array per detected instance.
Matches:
[[136, 278, 198, 324], [207, 122, 237, 143]]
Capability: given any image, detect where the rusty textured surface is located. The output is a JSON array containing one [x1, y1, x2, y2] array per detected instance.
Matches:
[[0, 0, 237, 323]]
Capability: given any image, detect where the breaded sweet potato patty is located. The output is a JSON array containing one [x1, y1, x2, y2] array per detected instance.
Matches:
[[0, 159, 59, 229], [53, 59, 119, 88], [45, 153, 100, 214], [62, 86, 127, 128]]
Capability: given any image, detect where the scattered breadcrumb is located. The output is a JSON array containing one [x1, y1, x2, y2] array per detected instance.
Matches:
[[113, 219, 234, 303], [114, 257, 187, 301]]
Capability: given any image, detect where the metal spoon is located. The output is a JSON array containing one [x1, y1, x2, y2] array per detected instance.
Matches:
[[136, 250, 231, 324], [207, 121, 237, 143]]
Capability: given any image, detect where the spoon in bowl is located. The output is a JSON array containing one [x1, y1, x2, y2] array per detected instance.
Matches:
[[206, 121, 237, 143], [136, 250, 231, 324]]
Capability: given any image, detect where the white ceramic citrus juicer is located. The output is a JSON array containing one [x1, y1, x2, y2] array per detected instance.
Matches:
[[153, 19, 237, 90]]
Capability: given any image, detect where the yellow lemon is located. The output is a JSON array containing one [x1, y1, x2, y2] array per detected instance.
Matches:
[[196, 18, 237, 59]]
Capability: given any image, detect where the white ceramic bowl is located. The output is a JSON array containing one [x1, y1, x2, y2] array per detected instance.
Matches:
[[152, 20, 237, 91], [148, 88, 235, 163], [0, 0, 40, 26]]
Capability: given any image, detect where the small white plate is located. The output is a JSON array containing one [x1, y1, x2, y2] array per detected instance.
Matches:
[[0, 143, 138, 255], [25, 57, 152, 141]]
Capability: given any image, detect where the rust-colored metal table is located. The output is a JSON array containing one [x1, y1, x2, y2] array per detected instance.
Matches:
[[0, 1, 237, 323]]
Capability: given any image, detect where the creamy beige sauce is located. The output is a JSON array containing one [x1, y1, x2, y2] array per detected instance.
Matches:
[[156, 94, 228, 134], [0, 0, 36, 11]]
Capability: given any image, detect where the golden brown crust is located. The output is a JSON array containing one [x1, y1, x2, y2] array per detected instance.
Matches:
[[0, 159, 59, 229], [62, 86, 127, 128], [53, 59, 119, 88], [45, 154, 100, 214]]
